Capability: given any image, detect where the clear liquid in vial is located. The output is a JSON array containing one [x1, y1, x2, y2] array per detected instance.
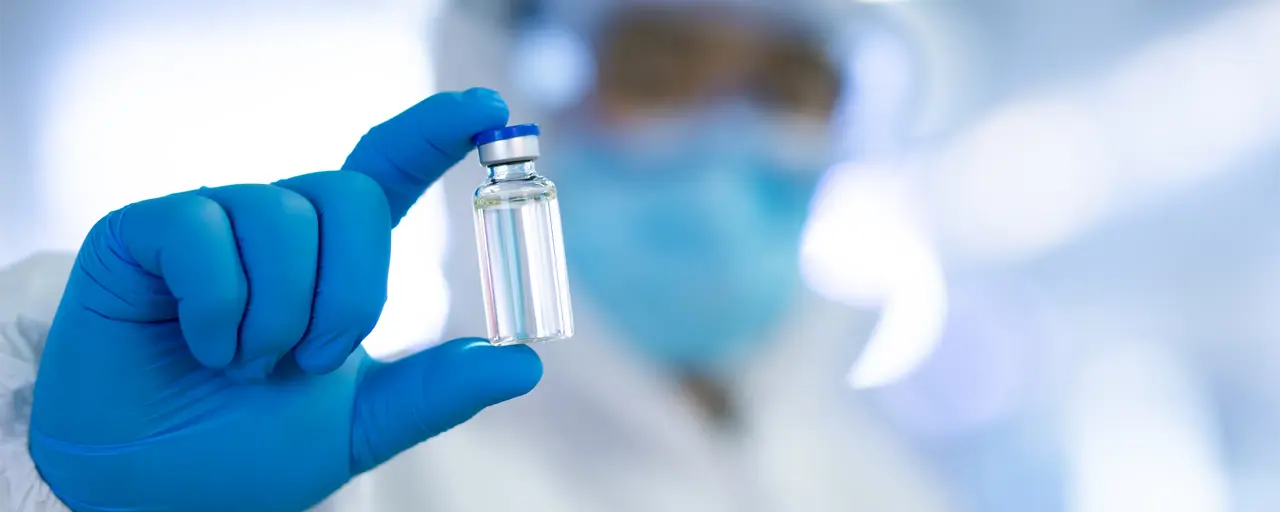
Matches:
[[473, 182, 574, 345]]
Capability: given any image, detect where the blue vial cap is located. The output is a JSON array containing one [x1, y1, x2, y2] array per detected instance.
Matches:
[[472, 124, 541, 147]]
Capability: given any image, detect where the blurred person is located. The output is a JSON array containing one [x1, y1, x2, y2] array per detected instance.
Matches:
[[362, 4, 951, 511], [0, 3, 952, 512]]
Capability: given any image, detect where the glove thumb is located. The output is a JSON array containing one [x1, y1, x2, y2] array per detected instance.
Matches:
[[348, 338, 542, 475]]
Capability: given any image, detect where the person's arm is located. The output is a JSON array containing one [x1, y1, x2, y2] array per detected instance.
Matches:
[[0, 253, 76, 512]]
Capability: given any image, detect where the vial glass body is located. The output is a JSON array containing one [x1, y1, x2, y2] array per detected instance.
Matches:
[[473, 161, 574, 345]]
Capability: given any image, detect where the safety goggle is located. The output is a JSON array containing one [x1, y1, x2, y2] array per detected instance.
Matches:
[[590, 5, 843, 123]]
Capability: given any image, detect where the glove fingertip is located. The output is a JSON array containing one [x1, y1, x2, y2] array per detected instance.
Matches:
[[419, 88, 510, 142], [456, 341, 543, 399], [462, 86, 502, 102], [293, 333, 363, 375], [348, 337, 541, 474]]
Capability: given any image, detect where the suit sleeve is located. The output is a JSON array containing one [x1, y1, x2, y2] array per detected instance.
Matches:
[[0, 253, 76, 512]]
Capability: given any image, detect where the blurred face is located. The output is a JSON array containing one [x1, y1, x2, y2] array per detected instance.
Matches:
[[593, 6, 840, 124], [553, 5, 844, 374]]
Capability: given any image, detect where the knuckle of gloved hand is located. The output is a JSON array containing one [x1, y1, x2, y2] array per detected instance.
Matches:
[[165, 193, 232, 232], [201, 182, 315, 221], [261, 184, 318, 221], [86, 205, 136, 257], [327, 170, 390, 210]]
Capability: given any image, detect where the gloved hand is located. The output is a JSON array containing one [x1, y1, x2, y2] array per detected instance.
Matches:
[[27, 88, 541, 512]]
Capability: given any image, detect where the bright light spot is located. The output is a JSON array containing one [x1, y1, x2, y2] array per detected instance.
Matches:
[[848, 268, 947, 389], [511, 25, 593, 111], [923, 2, 1280, 263], [1093, 2, 1280, 192], [800, 164, 948, 388], [1067, 343, 1227, 512], [37, 20, 434, 247], [364, 185, 451, 361], [926, 98, 1118, 262], [36, 14, 451, 357]]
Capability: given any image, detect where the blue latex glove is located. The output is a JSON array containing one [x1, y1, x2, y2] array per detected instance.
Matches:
[[28, 88, 542, 512]]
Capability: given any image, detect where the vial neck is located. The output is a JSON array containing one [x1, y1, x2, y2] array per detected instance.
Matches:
[[487, 160, 539, 181]]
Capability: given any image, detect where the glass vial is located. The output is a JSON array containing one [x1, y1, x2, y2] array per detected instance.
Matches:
[[471, 124, 574, 345]]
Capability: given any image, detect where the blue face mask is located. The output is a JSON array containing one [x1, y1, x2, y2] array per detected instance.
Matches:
[[551, 112, 829, 374]]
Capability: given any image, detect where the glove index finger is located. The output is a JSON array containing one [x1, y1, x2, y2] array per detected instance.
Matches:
[[341, 88, 510, 226]]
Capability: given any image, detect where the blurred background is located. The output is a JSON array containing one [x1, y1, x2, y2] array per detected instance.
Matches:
[[4, 0, 1280, 510]]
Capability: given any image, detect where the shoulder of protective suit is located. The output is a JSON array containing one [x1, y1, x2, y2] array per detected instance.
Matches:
[[0, 252, 76, 512]]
